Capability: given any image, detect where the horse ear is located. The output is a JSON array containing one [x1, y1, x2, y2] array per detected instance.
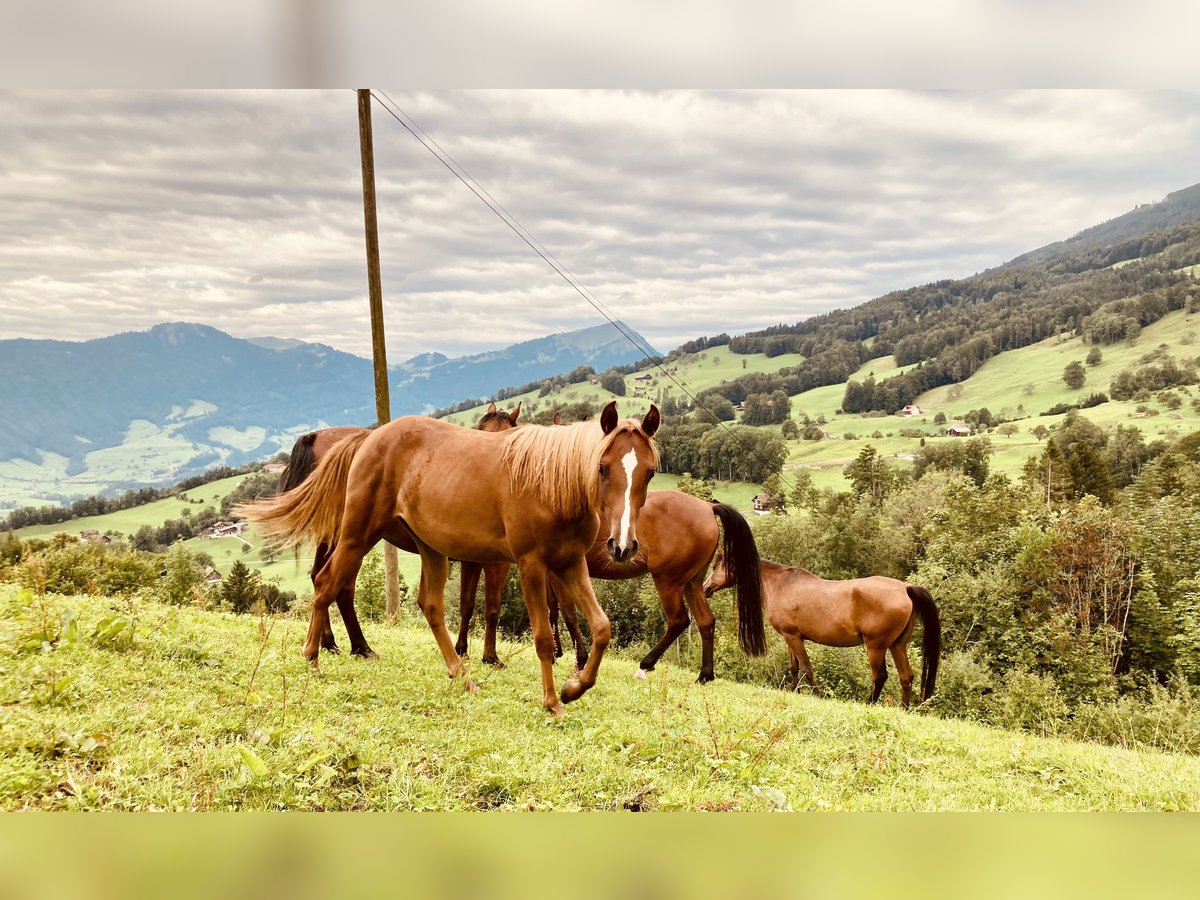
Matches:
[[509, 401, 521, 423], [600, 401, 619, 434], [486, 401, 497, 414], [553, 411, 563, 426], [641, 404, 661, 438]]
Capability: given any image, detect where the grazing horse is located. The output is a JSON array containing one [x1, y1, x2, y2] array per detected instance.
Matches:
[[457, 489, 767, 682], [241, 401, 660, 718], [277, 403, 520, 661], [703, 555, 941, 707]]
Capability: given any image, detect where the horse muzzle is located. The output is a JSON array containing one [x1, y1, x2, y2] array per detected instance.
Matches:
[[606, 537, 638, 564]]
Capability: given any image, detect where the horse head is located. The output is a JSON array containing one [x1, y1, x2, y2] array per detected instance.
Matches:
[[478, 401, 521, 432], [595, 401, 660, 564], [702, 544, 731, 598]]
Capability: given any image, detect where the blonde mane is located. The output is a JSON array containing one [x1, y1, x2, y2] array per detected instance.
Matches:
[[502, 419, 659, 518]]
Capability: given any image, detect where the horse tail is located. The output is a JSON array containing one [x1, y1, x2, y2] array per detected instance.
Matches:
[[238, 430, 372, 551], [711, 502, 766, 656], [277, 432, 320, 494], [906, 585, 942, 703]]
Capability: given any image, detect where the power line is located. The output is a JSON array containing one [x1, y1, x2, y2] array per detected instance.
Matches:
[[367, 89, 800, 493]]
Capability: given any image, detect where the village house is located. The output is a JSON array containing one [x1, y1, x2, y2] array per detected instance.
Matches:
[[898, 404, 923, 417], [263, 463, 286, 474], [79, 529, 111, 544], [946, 423, 972, 437], [203, 566, 223, 585]]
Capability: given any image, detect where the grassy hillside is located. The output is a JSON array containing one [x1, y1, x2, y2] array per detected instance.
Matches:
[[782, 306, 1200, 487], [441, 349, 806, 427], [2, 586, 1197, 811]]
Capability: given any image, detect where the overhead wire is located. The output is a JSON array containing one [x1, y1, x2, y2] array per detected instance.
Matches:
[[367, 89, 802, 495]]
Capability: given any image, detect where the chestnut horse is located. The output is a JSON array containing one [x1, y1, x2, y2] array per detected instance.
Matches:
[[457, 489, 767, 682], [703, 555, 941, 707], [276, 403, 520, 661], [242, 401, 660, 717]]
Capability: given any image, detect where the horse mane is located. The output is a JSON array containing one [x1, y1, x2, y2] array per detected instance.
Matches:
[[501, 419, 659, 518], [477, 410, 512, 430]]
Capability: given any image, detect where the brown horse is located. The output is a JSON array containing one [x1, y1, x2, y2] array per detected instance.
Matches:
[[277, 403, 520, 661], [241, 401, 660, 717], [703, 555, 941, 707], [457, 489, 767, 682]]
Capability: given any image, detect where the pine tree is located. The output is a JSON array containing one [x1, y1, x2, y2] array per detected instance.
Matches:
[[159, 540, 202, 606], [222, 560, 260, 614]]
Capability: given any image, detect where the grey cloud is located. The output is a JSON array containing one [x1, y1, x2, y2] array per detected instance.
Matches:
[[3, 90, 1200, 360]]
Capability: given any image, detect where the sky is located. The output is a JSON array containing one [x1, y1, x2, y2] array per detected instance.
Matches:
[[2, 89, 1200, 362]]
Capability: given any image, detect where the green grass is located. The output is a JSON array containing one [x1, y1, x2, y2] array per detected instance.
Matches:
[[2, 585, 1196, 811]]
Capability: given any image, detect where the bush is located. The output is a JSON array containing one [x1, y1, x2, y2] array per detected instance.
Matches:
[[992, 669, 1068, 737], [922, 648, 996, 721]]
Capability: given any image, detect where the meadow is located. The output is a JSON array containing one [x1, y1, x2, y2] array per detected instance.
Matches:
[[2, 585, 1197, 811]]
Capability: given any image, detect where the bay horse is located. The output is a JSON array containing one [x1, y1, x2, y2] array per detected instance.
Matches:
[[703, 555, 941, 707], [276, 403, 520, 661], [457, 489, 767, 682], [241, 401, 660, 718]]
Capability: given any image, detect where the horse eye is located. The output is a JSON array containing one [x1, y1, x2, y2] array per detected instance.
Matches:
[[599, 464, 608, 477]]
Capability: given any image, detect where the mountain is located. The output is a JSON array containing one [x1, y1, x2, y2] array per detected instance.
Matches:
[[1001, 182, 1200, 271], [391, 322, 658, 412], [0, 320, 654, 505]]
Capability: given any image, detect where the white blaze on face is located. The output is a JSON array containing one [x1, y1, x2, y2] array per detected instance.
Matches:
[[618, 448, 638, 552]]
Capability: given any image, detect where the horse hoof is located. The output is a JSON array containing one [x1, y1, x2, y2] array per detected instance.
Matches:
[[351, 647, 378, 660], [322, 644, 341, 655], [462, 679, 479, 694], [697, 672, 715, 685], [547, 702, 565, 720], [634, 668, 649, 681], [560, 679, 588, 703], [482, 655, 505, 669], [454, 643, 468, 657]]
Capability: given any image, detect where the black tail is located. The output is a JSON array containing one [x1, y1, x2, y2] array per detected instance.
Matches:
[[906, 585, 942, 703], [712, 503, 766, 656], [278, 433, 319, 494]]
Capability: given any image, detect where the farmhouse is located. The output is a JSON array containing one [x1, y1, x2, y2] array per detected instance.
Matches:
[[752, 493, 773, 514], [263, 463, 286, 474], [79, 529, 111, 544], [946, 423, 972, 437], [898, 404, 923, 417], [634, 373, 653, 382], [203, 566, 223, 585]]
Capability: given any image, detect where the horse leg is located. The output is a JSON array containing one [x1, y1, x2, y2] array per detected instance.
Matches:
[[306, 539, 371, 665], [454, 561, 482, 658], [636, 579, 690, 680], [890, 642, 915, 709], [866, 643, 889, 704], [551, 560, 611, 704], [783, 634, 817, 693], [337, 580, 377, 659], [683, 577, 717, 684], [412, 544, 473, 688], [517, 562, 564, 718], [480, 562, 510, 668], [552, 592, 588, 670], [547, 583, 564, 659], [312, 542, 340, 654]]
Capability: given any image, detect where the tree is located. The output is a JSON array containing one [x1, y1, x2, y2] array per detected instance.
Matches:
[[600, 370, 626, 396], [1063, 360, 1086, 390], [222, 560, 260, 614], [760, 474, 788, 514], [355, 547, 409, 621], [780, 418, 800, 440], [159, 540, 203, 606], [787, 469, 818, 511], [844, 445, 899, 505], [676, 472, 715, 502], [1086, 346, 1103, 366]]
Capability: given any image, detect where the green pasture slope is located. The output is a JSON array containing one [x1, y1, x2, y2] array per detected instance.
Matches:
[[1, 586, 1197, 811], [12, 474, 251, 541], [783, 306, 1200, 486]]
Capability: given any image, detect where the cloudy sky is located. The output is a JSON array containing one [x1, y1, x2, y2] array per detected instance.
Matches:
[[2, 90, 1199, 361]]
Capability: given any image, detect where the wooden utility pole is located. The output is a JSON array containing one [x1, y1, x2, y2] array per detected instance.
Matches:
[[357, 88, 402, 622]]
